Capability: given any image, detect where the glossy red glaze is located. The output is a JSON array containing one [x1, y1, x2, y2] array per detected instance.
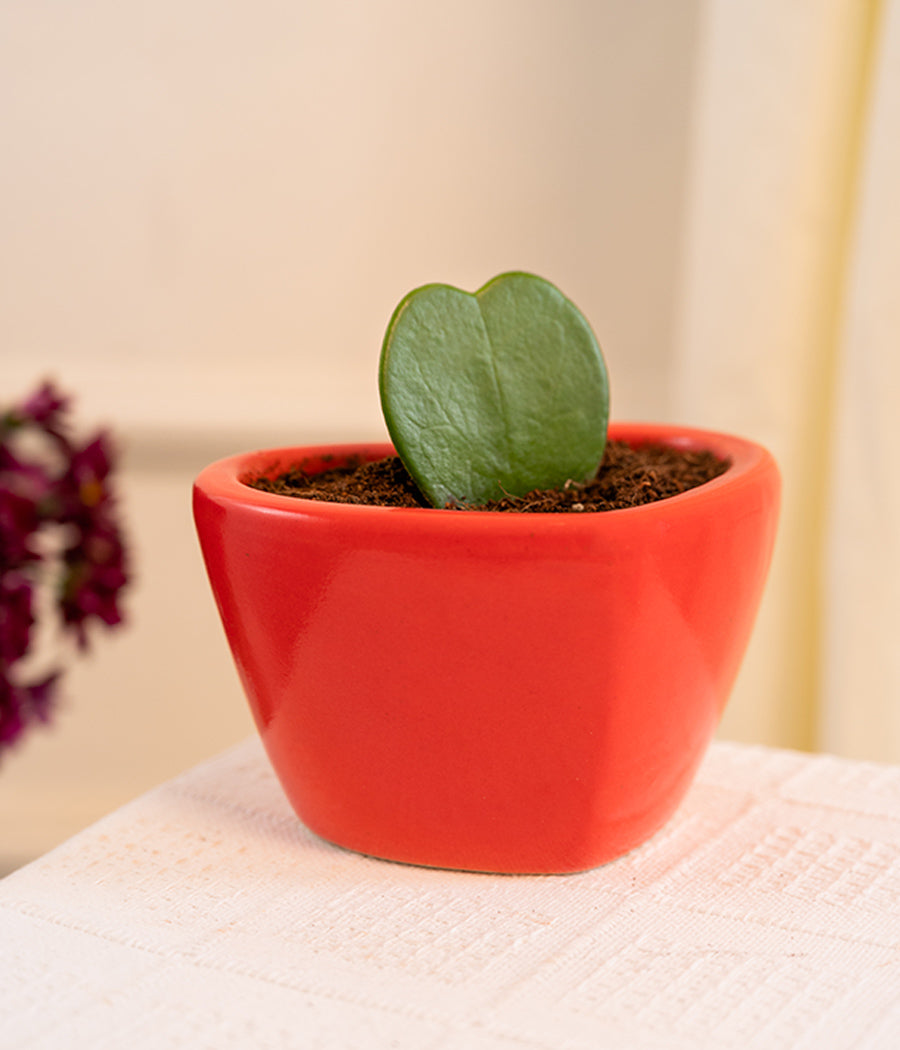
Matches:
[[193, 423, 780, 873]]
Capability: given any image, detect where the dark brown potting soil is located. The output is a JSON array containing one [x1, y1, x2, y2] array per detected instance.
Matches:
[[249, 441, 729, 512]]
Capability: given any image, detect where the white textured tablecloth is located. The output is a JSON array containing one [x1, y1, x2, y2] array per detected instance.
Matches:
[[3, 738, 900, 1049]]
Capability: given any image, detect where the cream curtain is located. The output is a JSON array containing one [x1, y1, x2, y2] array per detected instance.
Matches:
[[675, 0, 899, 760], [823, 0, 900, 761]]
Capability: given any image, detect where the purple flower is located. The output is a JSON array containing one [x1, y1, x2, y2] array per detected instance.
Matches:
[[65, 433, 113, 502], [51, 432, 119, 532], [56, 432, 129, 648], [1, 381, 129, 757], [0, 673, 59, 750], [0, 572, 34, 665], [20, 381, 70, 437], [61, 526, 128, 648], [0, 487, 41, 568], [0, 677, 24, 747]]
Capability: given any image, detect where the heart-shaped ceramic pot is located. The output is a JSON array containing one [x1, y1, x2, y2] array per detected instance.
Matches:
[[193, 423, 779, 874]]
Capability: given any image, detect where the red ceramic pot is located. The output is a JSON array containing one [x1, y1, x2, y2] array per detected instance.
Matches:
[[193, 423, 779, 874]]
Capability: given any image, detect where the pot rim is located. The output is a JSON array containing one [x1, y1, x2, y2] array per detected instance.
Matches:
[[193, 421, 778, 528]]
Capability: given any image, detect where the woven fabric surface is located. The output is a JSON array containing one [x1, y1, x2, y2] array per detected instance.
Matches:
[[3, 738, 900, 1049]]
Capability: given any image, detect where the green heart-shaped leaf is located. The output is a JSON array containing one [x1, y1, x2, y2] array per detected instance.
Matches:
[[379, 271, 609, 508]]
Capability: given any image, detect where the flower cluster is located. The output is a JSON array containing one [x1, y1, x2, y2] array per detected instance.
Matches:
[[1, 381, 129, 756]]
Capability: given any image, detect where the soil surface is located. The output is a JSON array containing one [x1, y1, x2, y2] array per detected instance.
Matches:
[[249, 441, 729, 513]]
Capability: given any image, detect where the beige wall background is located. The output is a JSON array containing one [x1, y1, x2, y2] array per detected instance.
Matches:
[[2, 0, 898, 869]]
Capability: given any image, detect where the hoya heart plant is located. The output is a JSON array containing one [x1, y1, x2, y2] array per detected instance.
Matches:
[[378, 271, 609, 509], [193, 267, 781, 874]]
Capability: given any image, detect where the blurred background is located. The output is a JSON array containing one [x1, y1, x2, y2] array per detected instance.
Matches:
[[2, 0, 898, 871]]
